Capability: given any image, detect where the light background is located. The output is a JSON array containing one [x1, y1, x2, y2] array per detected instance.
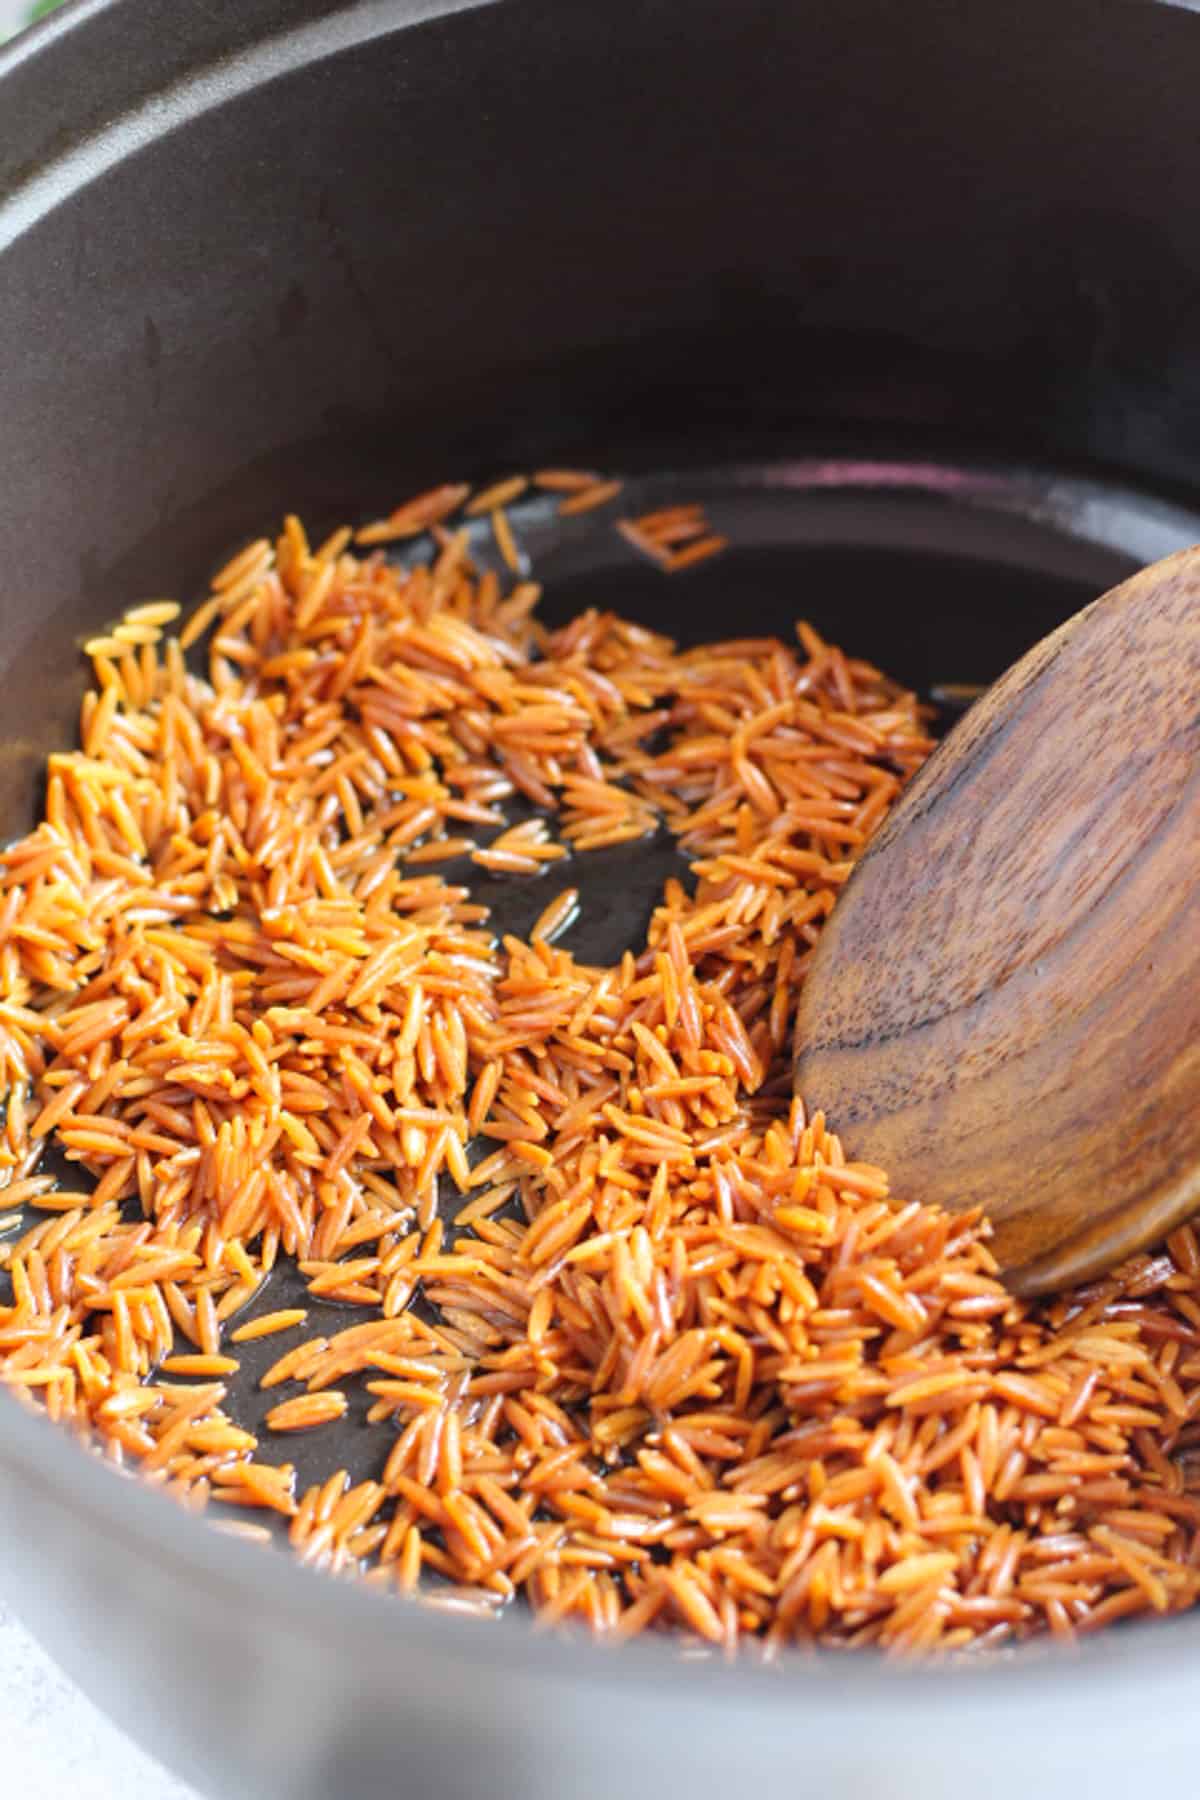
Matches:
[[0, 1604, 197, 1798]]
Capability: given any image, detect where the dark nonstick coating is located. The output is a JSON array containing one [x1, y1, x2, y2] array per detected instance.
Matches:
[[6, 3, 1200, 1798], [129, 458, 1192, 1516], [27, 461, 1143, 1510], [10, 457, 1164, 1505]]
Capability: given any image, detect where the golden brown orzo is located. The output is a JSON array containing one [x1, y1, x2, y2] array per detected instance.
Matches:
[[1, 479, 1199, 1657]]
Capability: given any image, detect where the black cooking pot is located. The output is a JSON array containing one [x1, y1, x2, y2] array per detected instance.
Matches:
[[3, 3, 1200, 1796]]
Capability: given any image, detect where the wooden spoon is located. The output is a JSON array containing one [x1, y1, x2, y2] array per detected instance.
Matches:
[[792, 545, 1200, 1296]]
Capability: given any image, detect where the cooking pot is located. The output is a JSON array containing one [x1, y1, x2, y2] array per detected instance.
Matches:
[[3, 2, 1200, 1795]]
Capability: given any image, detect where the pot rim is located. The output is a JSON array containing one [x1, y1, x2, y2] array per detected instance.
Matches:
[[2, 0, 1200, 1737], [9, 1375, 1200, 1727]]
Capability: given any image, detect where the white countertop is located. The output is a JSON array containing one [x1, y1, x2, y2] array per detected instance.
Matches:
[[0, 1602, 199, 1799]]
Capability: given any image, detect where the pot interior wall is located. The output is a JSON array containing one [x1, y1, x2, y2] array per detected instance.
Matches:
[[4, 2, 1200, 1797], [4, 0, 1200, 836]]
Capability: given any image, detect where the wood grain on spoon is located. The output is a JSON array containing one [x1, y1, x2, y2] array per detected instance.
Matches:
[[793, 544, 1200, 1295]]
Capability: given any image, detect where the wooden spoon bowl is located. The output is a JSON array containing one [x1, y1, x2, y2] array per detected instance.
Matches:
[[793, 546, 1200, 1295]]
